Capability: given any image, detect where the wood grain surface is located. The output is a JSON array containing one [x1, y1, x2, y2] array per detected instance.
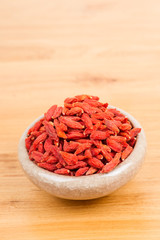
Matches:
[[0, 0, 160, 239]]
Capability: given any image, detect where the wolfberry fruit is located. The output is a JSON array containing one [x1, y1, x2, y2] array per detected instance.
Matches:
[[25, 95, 141, 176]]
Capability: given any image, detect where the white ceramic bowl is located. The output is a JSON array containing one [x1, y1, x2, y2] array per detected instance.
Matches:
[[18, 106, 146, 200]]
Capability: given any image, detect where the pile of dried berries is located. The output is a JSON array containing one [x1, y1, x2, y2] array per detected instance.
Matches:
[[25, 95, 141, 176]]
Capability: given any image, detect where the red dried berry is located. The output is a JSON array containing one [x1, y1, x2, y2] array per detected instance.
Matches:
[[65, 161, 87, 170], [52, 106, 63, 119], [26, 95, 141, 176], [101, 152, 121, 173], [121, 145, 133, 160], [88, 158, 104, 169], [44, 137, 53, 152], [66, 131, 85, 140], [54, 168, 70, 175], [38, 142, 44, 153], [47, 156, 58, 164], [84, 149, 92, 159], [86, 167, 97, 175], [104, 119, 119, 133], [27, 119, 42, 135], [119, 123, 132, 131], [59, 116, 84, 129], [130, 128, 141, 139], [44, 105, 57, 121], [107, 138, 123, 153], [75, 167, 89, 176], [90, 130, 110, 140], [54, 119, 67, 139], [30, 151, 44, 163], [66, 107, 84, 116], [25, 136, 32, 151], [67, 141, 80, 152], [128, 138, 136, 147], [43, 120, 58, 141], [75, 143, 92, 155], [60, 151, 78, 165], [82, 113, 93, 129], [38, 162, 57, 171]]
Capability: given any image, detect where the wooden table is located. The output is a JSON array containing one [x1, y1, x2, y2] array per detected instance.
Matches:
[[0, 0, 160, 239]]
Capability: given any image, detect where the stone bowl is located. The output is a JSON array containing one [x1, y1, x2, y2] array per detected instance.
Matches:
[[18, 106, 146, 200]]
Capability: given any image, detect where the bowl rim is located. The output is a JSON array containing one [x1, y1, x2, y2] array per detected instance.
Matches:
[[18, 105, 147, 185]]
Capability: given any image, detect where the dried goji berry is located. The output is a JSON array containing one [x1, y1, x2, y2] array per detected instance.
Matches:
[[59, 116, 84, 129], [60, 151, 78, 165], [66, 107, 84, 116], [38, 142, 44, 153], [128, 138, 136, 147], [119, 123, 132, 131], [47, 156, 58, 164], [108, 108, 125, 117], [86, 167, 97, 175], [84, 148, 92, 158], [91, 147, 101, 156], [93, 141, 111, 152], [75, 143, 92, 155], [64, 116, 81, 121], [109, 136, 127, 143], [84, 98, 104, 108], [32, 132, 48, 149], [65, 161, 87, 170], [104, 119, 119, 133], [118, 131, 131, 141], [54, 119, 67, 139], [30, 131, 42, 138], [75, 94, 92, 102], [56, 162, 63, 169], [42, 151, 50, 162], [121, 145, 133, 160], [77, 155, 87, 161], [101, 152, 121, 173], [82, 113, 93, 130], [54, 168, 70, 175], [38, 162, 57, 171], [27, 119, 42, 135], [73, 102, 98, 115], [52, 106, 63, 119], [26, 95, 141, 176], [90, 95, 99, 101], [66, 131, 85, 140], [44, 105, 57, 121], [43, 120, 58, 141], [88, 158, 104, 169], [112, 119, 122, 128], [64, 97, 77, 104], [100, 148, 112, 162], [25, 136, 32, 151], [83, 128, 92, 137], [30, 151, 43, 162], [50, 146, 66, 166], [75, 167, 89, 176], [129, 128, 141, 139], [107, 138, 122, 152], [63, 141, 80, 152], [44, 137, 53, 152], [90, 130, 110, 140], [59, 122, 67, 132], [92, 112, 112, 120]]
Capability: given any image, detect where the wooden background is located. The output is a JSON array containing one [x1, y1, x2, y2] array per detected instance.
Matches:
[[0, 0, 160, 239]]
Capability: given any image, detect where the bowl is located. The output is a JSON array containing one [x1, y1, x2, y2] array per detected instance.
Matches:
[[18, 106, 146, 200]]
